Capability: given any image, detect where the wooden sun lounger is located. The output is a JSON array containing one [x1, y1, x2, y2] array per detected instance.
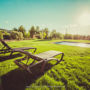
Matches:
[[14, 50, 64, 73], [0, 39, 36, 55]]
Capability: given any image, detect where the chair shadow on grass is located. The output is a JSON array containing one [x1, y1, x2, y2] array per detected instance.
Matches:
[[1, 62, 59, 90], [0, 53, 22, 62]]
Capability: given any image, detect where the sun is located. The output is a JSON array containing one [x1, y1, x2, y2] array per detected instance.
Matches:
[[78, 12, 90, 26]]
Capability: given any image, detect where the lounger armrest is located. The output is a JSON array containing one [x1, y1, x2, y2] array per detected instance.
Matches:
[[13, 49, 31, 56], [13, 47, 37, 53], [26, 47, 37, 53]]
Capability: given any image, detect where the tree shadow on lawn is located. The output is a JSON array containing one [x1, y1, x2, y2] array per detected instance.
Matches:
[[0, 53, 22, 62], [1, 62, 58, 90]]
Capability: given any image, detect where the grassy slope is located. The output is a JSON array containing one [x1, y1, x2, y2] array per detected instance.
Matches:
[[0, 39, 90, 90]]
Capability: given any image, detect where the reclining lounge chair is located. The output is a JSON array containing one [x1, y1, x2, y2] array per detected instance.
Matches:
[[0, 39, 36, 56], [14, 50, 64, 73]]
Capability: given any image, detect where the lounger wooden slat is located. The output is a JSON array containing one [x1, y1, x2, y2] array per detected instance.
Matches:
[[35, 50, 63, 59]]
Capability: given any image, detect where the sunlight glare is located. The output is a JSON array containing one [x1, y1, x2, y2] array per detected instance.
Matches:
[[78, 12, 90, 26]]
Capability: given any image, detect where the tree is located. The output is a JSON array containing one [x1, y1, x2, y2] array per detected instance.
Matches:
[[73, 34, 80, 40], [13, 28, 18, 31], [87, 35, 90, 40], [50, 30, 57, 39], [43, 28, 49, 39], [18, 32, 24, 40], [50, 30, 63, 39], [64, 34, 73, 39], [18, 25, 26, 38], [56, 32, 63, 39], [24, 32, 30, 39], [29, 26, 36, 38], [36, 26, 40, 34], [39, 30, 43, 39]]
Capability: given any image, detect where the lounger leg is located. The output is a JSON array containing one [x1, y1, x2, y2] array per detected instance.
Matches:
[[40, 60, 47, 73], [59, 53, 64, 62], [26, 56, 30, 64], [30, 59, 35, 65], [56, 53, 64, 64], [10, 51, 13, 56], [26, 66, 32, 74], [61, 53, 64, 60], [33, 48, 37, 53]]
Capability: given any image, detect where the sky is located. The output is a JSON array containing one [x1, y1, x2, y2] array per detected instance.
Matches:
[[0, 0, 90, 35]]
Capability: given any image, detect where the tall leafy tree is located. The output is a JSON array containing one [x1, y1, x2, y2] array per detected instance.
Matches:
[[36, 26, 40, 34], [50, 30, 57, 39], [18, 25, 26, 38], [64, 34, 73, 39], [50, 30, 63, 39], [29, 26, 36, 38], [13, 27, 18, 31]]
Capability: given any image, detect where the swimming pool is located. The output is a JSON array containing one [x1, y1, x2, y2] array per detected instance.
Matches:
[[55, 41, 90, 47]]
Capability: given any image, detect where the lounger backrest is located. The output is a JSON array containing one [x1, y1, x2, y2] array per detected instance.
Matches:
[[0, 39, 11, 49]]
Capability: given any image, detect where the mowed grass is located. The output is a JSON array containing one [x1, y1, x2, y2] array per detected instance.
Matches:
[[0, 39, 90, 90]]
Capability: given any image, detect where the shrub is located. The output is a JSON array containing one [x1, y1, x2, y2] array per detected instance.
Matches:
[[0, 31, 3, 39], [10, 31, 23, 40]]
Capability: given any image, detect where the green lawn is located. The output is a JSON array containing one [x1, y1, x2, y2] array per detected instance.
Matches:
[[0, 39, 90, 90]]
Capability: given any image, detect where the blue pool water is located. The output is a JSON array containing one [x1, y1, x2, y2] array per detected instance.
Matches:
[[55, 41, 90, 47]]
